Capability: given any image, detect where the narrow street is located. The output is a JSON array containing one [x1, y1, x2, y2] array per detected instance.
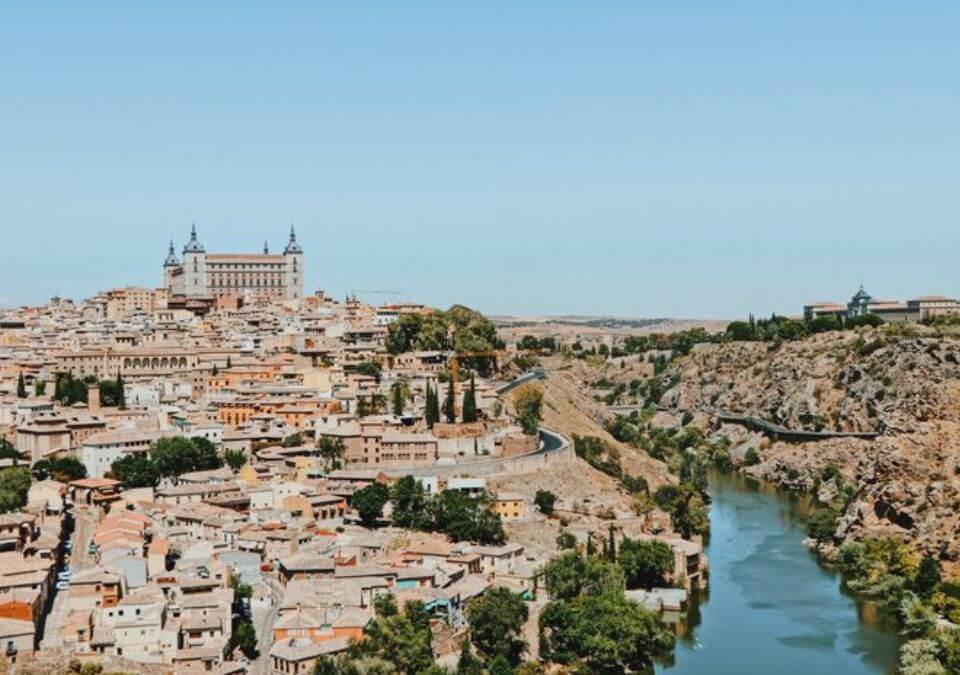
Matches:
[[252, 576, 283, 675]]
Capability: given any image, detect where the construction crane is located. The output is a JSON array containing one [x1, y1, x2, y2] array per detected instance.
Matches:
[[349, 289, 402, 305]]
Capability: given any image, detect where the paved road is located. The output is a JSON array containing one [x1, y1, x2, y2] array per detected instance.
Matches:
[[41, 505, 94, 649], [72, 507, 97, 568], [252, 576, 283, 675]]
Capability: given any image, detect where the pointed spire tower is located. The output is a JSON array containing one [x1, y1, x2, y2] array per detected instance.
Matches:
[[282, 224, 303, 301], [283, 224, 303, 254], [183, 222, 205, 253], [182, 223, 207, 297], [264, 240, 269, 254], [164, 239, 180, 267]]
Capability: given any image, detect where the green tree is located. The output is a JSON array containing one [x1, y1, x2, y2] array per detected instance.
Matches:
[[0, 438, 21, 465], [317, 436, 346, 470], [356, 361, 382, 383], [914, 554, 942, 599], [0, 467, 32, 512], [353, 483, 389, 526], [233, 621, 258, 658], [539, 591, 674, 674], [669, 484, 710, 539], [110, 455, 159, 488], [151, 436, 198, 478], [443, 381, 456, 423], [46, 456, 87, 482], [282, 432, 303, 448], [16, 372, 26, 399], [431, 489, 505, 544], [190, 436, 222, 470], [466, 587, 529, 665], [513, 384, 543, 436], [462, 373, 478, 423], [618, 538, 674, 589], [391, 379, 407, 416], [425, 383, 441, 427], [356, 596, 435, 674], [456, 640, 484, 675], [542, 552, 624, 600], [224, 449, 247, 472], [116, 370, 126, 408], [808, 508, 839, 544], [390, 476, 428, 529], [534, 489, 556, 516]]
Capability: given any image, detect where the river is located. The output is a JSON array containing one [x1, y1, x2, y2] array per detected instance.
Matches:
[[660, 471, 903, 674]]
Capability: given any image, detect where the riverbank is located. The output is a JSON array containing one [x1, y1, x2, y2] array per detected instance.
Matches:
[[661, 470, 903, 674]]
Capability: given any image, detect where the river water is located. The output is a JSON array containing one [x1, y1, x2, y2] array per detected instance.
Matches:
[[660, 471, 903, 674]]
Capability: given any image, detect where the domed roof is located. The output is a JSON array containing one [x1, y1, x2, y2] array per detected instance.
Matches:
[[283, 225, 303, 255], [183, 223, 205, 254]]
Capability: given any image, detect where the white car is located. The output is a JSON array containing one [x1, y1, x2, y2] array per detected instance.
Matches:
[[55, 581, 69, 591]]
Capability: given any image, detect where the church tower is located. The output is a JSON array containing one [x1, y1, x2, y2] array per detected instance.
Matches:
[[283, 225, 304, 301], [163, 239, 181, 292], [182, 223, 208, 297]]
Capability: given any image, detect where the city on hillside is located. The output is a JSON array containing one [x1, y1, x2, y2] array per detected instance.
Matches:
[[0, 230, 705, 673]]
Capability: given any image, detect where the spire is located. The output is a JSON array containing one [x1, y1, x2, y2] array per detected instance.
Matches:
[[164, 238, 180, 266], [264, 240, 269, 254], [283, 224, 302, 254], [183, 222, 205, 254]]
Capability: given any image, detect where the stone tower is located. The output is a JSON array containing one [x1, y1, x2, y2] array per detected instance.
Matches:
[[182, 223, 207, 297], [163, 239, 180, 291], [283, 225, 304, 301]]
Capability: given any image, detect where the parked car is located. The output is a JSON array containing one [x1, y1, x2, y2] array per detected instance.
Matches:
[[55, 581, 69, 591]]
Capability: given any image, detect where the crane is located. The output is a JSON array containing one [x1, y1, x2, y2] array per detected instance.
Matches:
[[349, 289, 402, 305]]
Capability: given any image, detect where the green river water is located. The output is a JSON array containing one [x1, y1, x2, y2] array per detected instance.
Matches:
[[660, 471, 903, 674]]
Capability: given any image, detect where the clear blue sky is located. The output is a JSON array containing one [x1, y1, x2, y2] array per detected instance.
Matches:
[[2, 2, 959, 318]]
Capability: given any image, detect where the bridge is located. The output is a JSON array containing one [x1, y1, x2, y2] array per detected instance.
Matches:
[[495, 369, 547, 395], [606, 404, 879, 443]]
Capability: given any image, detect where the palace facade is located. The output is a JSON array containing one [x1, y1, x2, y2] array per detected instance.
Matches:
[[164, 225, 304, 302]]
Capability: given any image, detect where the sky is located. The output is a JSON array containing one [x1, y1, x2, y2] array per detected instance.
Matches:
[[2, 2, 960, 318]]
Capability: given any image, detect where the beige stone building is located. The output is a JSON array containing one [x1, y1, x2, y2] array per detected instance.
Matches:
[[164, 224, 304, 302]]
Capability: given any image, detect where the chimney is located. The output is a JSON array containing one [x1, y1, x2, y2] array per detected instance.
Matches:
[[87, 385, 101, 412]]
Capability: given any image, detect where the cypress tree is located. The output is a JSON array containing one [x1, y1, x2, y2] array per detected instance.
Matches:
[[392, 382, 404, 416], [425, 384, 439, 427], [586, 531, 595, 556], [462, 373, 478, 423], [608, 523, 616, 561], [443, 381, 456, 423], [226, 355, 232, 369], [16, 372, 26, 399], [117, 370, 126, 409]]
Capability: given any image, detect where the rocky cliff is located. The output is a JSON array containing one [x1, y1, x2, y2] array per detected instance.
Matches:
[[660, 326, 960, 565]]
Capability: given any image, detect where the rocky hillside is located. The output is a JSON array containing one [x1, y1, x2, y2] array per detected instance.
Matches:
[[659, 325, 960, 565]]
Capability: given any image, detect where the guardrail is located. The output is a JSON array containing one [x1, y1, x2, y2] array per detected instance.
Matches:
[[495, 369, 547, 395], [380, 427, 573, 478]]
